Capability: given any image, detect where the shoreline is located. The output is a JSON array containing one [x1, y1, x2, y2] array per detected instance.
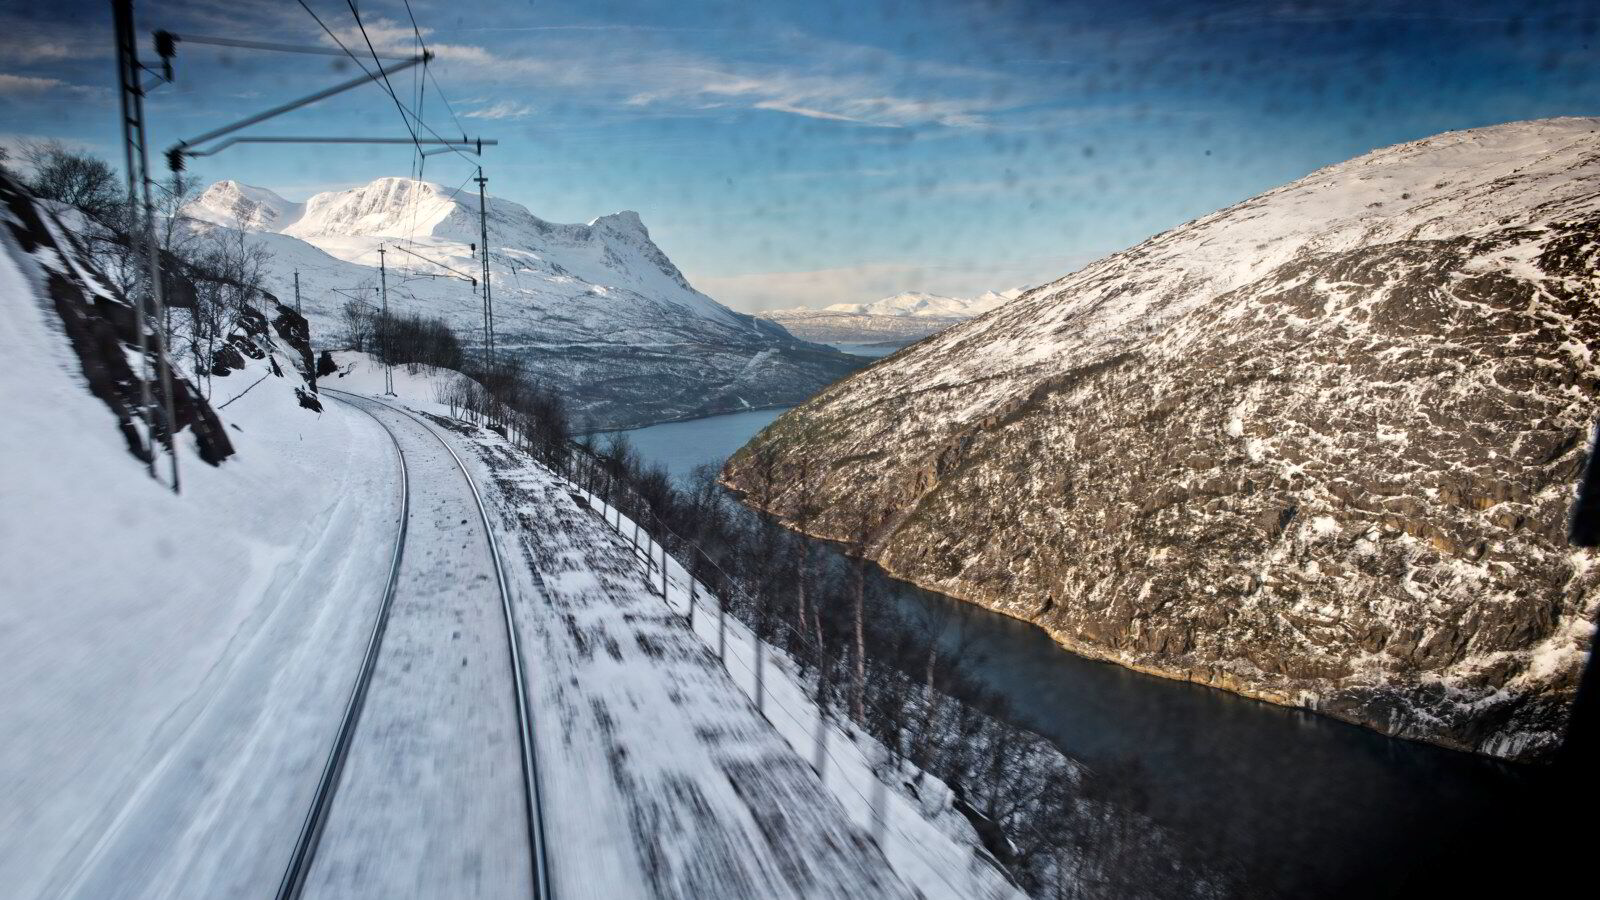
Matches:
[[722, 481, 1543, 767]]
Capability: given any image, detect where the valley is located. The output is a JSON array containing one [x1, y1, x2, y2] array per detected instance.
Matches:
[[621, 406, 1546, 898], [188, 178, 865, 429], [6, 0, 1598, 891], [726, 118, 1600, 763]]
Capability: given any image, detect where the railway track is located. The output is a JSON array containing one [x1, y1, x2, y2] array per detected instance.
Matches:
[[277, 389, 551, 900]]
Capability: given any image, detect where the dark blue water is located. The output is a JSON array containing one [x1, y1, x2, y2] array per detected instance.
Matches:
[[619, 407, 787, 480], [621, 410, 1554, 897]]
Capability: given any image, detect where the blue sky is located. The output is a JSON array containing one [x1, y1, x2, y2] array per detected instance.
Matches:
[[3, 0, 1597, 311]]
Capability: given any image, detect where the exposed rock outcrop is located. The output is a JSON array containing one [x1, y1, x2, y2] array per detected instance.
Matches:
[[1, 172, 234, 466], [724, 119, 1600, 761]]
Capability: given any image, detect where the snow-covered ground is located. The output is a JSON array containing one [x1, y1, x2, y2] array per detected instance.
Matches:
[[567, 488, 1025, 900], [5, 174, 1011, 900], [327, 360, 1021, 898], [1, 211, 404, 897], [301, 393, 534, 900], [186, 178, 861, 429]]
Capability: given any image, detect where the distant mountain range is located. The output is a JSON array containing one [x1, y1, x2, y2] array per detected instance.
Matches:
[[757, 289, 1025, 345], [727, 117, 1600, 761], [187, 178, 862, 428]]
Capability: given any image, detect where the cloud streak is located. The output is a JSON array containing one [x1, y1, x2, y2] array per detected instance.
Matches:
[[0, 72, 106, 100], [0, 73, 66, 94], [324, 16, 1017, 130], [461, 99, 535, 120]]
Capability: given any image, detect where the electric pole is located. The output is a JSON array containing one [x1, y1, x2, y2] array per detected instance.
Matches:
[[113, 0, 180, 493], [475, 167, 495, 368], [379, 244, 393, 396]]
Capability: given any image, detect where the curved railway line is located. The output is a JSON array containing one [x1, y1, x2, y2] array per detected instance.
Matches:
[[276, 388, 551, 900]]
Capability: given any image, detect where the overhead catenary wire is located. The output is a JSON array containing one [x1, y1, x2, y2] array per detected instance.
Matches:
[[427, 66, 467, 136], [389, 243, 478, 285], [294, 0, 488, 307], [295, 0, 483, 169], [343, 0, 425, 159], [161, 33, 413, 60]]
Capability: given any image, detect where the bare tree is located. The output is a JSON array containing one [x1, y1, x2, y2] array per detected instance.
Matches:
[[21, 140, 123, 222], [339, 299, 373, 351], [786, 456, 822, 641], [843, 501, 881, 723], [183, 226, 274, 394]]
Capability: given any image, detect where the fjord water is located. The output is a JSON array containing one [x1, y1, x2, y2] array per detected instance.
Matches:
[[620, 409, 1544, 897]]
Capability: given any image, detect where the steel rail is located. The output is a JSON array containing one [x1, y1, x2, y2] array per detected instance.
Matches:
[[275, 391, 411, 900], [330, 388, 554, 900]]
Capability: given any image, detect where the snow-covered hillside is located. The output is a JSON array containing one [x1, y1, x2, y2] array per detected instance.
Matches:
[[3, 174, 1014, 898], [727, 117, 1600, 761], [760, 289, 1024, 344], [186, 180, 304, 232], [186, 178, 861, 428]]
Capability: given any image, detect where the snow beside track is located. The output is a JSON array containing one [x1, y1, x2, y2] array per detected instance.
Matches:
[[2, 235, 1015, 900], [0, 227, 404, 898], [415, 413, 1024, 899]]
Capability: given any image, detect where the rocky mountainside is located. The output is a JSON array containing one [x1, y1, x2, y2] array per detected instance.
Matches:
[[760, 289, 1023, 344], [187, 178, 861, 428], [725, 118, 1600, 762]]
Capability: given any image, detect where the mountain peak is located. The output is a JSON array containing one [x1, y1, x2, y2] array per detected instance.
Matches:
[[188, 181, 301, 231], [590, 210, 649, 238], [814, 290, 1020, 318], [282, 177, 463, 241]]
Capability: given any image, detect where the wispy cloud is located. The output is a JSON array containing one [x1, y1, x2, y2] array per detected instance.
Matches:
[[0, 73, 106, 100], [0, 15, 109, 65], [461, 99, 535, 120], [0, 74, 66, 94], [323, 16, 1016, 130]]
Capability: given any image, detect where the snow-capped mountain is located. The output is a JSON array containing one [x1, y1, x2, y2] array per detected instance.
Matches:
[[726, 118, 1600, 761], [187, 180, 304, 232], [815, 290, 1021, 318], [759, 288, 1024, 345], [186, 177, 861, 428]]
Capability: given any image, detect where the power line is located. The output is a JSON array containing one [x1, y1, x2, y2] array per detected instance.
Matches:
[[401, 0, 427, 49], [389, 243, 478, 285], [426, 66, 466, 136], [343, 0, 424, 158], [296, 0, 481, 168], [161, 33, 412, 60]]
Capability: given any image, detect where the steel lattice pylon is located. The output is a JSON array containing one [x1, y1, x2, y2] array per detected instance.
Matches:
[[113, 0, 180, 492]]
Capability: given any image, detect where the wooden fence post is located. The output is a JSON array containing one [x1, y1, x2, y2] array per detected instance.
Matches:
[[754, 639, 766, 718]]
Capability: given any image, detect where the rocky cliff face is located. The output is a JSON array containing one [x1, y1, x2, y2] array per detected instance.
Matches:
[[1, 172, 235, 467], [724, 118, 1600, 761]]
